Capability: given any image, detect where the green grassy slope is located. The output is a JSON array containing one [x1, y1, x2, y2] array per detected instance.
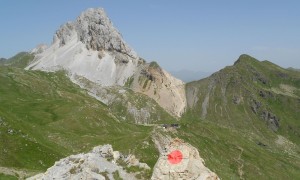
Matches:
[[183, 54, 300, 179], [0, 66, 160, 177], [1, 53, 299, 179]]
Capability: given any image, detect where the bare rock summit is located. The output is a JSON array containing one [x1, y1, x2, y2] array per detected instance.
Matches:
[[54, 8, 137, 58]]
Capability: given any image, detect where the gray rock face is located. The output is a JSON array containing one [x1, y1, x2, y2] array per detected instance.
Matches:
[[261, 111, 280, 131], [54, 8, 137, 58], [250, 98, 280, 131]]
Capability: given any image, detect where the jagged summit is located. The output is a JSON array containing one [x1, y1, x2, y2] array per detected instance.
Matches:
[[54, 8, 137, 58], [26, 7, 140, 87]]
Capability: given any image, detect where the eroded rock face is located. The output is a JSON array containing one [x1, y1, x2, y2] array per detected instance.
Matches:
[[152, 134, 219, 180], [131, 64, 187, 117]]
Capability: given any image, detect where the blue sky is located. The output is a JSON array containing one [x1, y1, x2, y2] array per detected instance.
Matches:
[[0, 0, 300, 72]]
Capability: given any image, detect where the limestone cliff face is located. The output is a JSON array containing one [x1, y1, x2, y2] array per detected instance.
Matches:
[[26, 8, 186, 117]]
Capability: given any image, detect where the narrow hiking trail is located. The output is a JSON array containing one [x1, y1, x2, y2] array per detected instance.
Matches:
[[235, 146, 245, 180]]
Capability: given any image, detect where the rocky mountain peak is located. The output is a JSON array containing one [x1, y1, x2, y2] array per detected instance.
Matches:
[[54, 8, 137, 58], [26, 7, 186, 117]]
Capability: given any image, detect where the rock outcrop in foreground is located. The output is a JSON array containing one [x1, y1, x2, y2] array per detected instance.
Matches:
[[27, 138, 219, 180], [27, 145, 148, 180], [152, 133, 219, 180]]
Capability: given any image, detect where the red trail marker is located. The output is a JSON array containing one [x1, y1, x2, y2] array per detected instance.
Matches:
[[168, 150, 183, 164]]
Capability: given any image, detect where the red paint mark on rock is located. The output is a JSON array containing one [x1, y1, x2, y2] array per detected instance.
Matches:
[[168, 150, 183, 164]]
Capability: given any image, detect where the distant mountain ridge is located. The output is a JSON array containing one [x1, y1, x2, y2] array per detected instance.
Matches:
[[185, 54, 300, 138]]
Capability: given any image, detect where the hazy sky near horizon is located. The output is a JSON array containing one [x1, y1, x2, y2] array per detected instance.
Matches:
[[1, 0, 300, 72]]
